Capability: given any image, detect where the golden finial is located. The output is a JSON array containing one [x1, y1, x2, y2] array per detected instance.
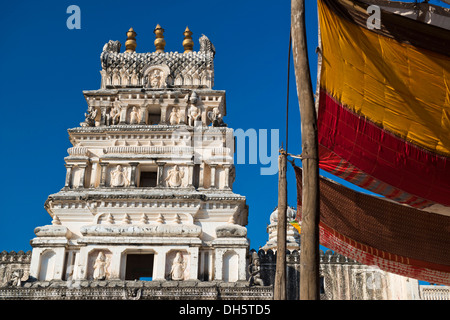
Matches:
[[182, 26, 194, 53], [125, 27, 137, 53], [154, 24, 166, 53]]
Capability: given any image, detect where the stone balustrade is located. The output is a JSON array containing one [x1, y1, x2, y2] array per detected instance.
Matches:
[[420, 285, 450, 300]]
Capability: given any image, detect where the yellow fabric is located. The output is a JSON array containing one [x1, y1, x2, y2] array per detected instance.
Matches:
[[289, 220, 301, 233], [318, 0, 450, 156]]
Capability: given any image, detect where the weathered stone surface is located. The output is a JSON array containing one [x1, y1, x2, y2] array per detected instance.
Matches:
[[80, 224, 202, 237], [215, 224, 247, 238], [34, 225, 72, 238]]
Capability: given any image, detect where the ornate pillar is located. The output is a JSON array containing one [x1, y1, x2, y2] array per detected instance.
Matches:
[[198, 163, 205, 189], [139, 106, 147, 125], [77, 164, 87, 189], [187, 163, 194, 188], [160, 105, 167, 124], [64, 164, 74, 188], [129, 162, 139, 187], [99, 162, 109, 187], [209, 164, 217, 189], [153, 248, 169, 280], [156, 161, 166, 187], [223, 164, 231, 190], [100, 106, 107, 126], [89, 162, 98, 188]]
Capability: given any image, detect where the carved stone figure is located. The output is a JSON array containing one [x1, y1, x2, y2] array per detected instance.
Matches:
[[248, 251, 263, 286], [81, 106, 97, 127], [207, 107, 226, 127], [170, 252, 185, 281], [169, 107, 181, 125], [188, 105, 200, 126], [110, 106, 120, 125], [150, 69, 163, 88], [130, 106, 140, 124], [110, 165, 129, 187], [102, 40, 121, 53], [165, 165, 184, 187], [8, 269, 24, 287], [93, 252, 109, 280]]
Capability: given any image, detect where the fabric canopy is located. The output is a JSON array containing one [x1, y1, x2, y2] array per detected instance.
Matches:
[[317, 0, 450, 209], [294, 165, 450, 285]]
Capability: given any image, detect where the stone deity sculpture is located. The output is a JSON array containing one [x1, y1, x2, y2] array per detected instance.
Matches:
[[81, 106, 97, 127], [165, 165, 184, 187], [248, 251, 263, 286], [170, 252, 185, 281], [9, 269, 24, 287], [169, 107, 181, 125], [130, 107, 140, 124], [150, 69, 163, 88], [188, 105, 200, 126], [93, 252, 109, 280], [111, 165, 129, 187], [110, 106, 121, 125], [207, 107, 226, 127]]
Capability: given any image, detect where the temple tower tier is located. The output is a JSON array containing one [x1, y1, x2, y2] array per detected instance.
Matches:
[[29, 26, 249, 283]]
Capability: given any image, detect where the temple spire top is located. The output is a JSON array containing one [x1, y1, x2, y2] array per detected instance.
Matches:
[[125, 27, 137, 53], [183, 26, 194, 53], [154, 24, 166, 53]]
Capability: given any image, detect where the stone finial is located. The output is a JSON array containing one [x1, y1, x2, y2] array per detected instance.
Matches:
[[140, 214, 149, 224], [125, 27, 137, 53], [154, 24, 166, 53], [182, 26, 194, 53]]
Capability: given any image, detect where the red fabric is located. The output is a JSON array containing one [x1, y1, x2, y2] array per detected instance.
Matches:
[[320, 223, 450, 285], [318, 89, 450, 207], [294, 165, 450, 285], [319, 146, 433, 208]]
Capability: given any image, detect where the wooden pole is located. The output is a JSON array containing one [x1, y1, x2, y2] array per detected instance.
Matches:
[[273, 150, 287, 300], [291, 0, 320, 300]]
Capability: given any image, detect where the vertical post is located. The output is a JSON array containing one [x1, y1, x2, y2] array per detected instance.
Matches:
[[274, 151, 287, 300], [99, 162, 109, 187], [156, 162, 166, 187], [291, 0, 320, 300], [64, 164, 73, 189], [209, 164, 217, 189], [129, 162, 139, 187], [78, 164, 87, 189]]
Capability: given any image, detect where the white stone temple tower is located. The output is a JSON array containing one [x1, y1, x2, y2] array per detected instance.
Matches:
[[29, 26, 249, 284]]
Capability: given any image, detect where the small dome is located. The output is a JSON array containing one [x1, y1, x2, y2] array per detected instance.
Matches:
[[269, 206, 297, 224]]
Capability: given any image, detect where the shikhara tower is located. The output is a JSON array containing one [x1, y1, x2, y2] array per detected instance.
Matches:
[[29, 26, 249, 283]]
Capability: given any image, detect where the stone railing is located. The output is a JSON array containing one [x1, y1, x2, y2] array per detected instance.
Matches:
[[104, 146, 193, 155], [67, 147, 89, 156], [420, 285, 450, 300], [0, 251, 32, 287], [0, 251, 31, 264], [0, 280, 273, 300]]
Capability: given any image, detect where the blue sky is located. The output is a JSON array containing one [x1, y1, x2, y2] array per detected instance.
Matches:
[[0, 0, 447, 256]]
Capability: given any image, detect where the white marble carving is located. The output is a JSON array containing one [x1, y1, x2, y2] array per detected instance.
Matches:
[[130, 107, 140, 124], [93, 252, 109, 280], [188, 105, 200, 126], [110, 165, 130, 187], [169, 107, 181, 125], [165, 165, 184, 187], [170, 252, 185, 280], [143, 65, 170, 89]]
